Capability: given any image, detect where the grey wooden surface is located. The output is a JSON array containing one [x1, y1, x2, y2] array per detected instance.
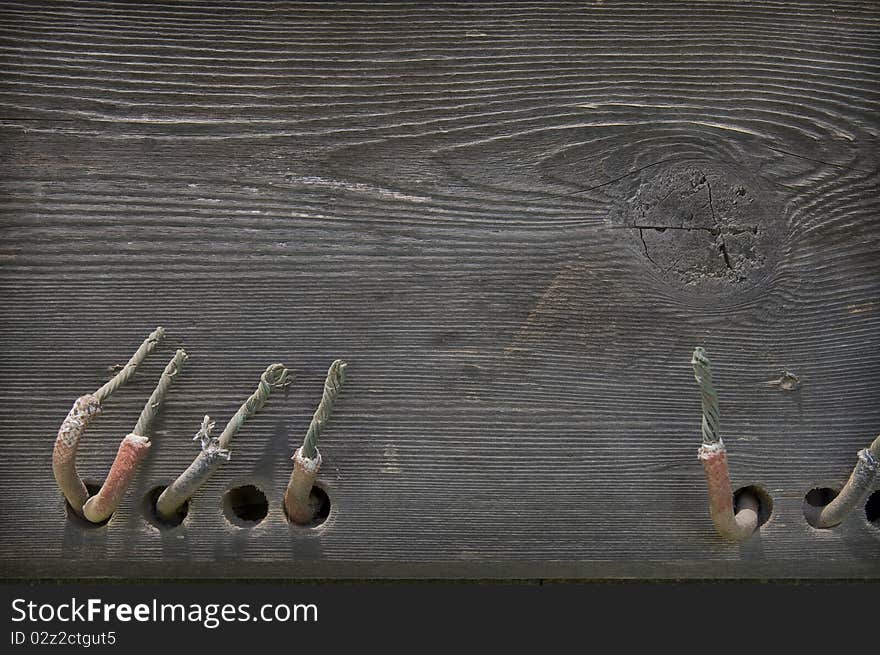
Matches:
[[0, 1, 878, 579]]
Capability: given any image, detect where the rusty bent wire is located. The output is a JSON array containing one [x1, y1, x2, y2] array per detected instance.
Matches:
[[82, 349, 189, 524], [806, 434, 880, 528], [52, 327, 166, 518], [154, 364, 292, 524], [692, 347, 760, 542]]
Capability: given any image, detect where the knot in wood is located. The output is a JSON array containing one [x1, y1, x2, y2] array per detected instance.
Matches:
[[611, 162, 779, 290]]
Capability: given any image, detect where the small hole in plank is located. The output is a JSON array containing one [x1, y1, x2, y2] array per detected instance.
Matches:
[[865, 490, 880, 527], [802, 486, 841, 529], [222, 485, 269, 527]]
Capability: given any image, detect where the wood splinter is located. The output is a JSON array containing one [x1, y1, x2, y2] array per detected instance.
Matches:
[[692, 347, 760, 542], [285, 359, 347, 525]]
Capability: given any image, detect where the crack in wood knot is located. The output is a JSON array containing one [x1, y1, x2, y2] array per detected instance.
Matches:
[[608, 162, 778, 290]]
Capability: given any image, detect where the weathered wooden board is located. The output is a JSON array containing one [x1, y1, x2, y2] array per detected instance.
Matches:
[[0, 1, 877, 579]]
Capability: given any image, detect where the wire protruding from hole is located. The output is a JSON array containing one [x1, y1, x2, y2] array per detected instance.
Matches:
[[301, 359, 347, 460], [52, 327, 166, 517], [143, 485, 188, 528], [692, 347, 760, 541], [805, 434, 880, 529], [134, 348, 188, 436], [155, 364, 291, 524], [94, 327, 165, 404], [52, 395, 102, 516], [691, 346, 720, 445], [218, 363, 292, 450], [81, 349, 188, 524], [285, 447, 323, 525], [82, 434, 151, 523], [285, 360, 347, 525]]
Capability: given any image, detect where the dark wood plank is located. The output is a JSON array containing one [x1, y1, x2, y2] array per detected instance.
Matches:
[[0, 1, 877, 579]]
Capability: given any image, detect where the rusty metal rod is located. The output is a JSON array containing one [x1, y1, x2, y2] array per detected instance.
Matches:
[[698, 442, 759, 541], [81, 349, 188, 524], [52, 328, 166, 517], [52, 394, 102, 516], [82, 434, 151, 523], [285, 447, 323, 525], [692, 347, 760, 541], [807, 434, 880, 528]]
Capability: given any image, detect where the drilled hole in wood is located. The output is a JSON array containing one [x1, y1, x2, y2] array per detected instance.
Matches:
[[802, 486, 841, 529], [734, 484, 773, 528], [222, 485, 269, 527], [65, 479, 109, 528], [142, 485, 189, 529], [284, 484, 331, 528], [866, 490, 880, 527]]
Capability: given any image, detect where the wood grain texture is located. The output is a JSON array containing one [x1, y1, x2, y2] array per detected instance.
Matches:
[[0, 0, 878, 579]]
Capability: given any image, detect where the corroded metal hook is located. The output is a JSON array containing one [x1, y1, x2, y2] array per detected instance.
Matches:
[[806, 434, 880, 528], [82, 349, 188, 524], [692, 347, 760, 541], [52, 327, 166, 518]]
